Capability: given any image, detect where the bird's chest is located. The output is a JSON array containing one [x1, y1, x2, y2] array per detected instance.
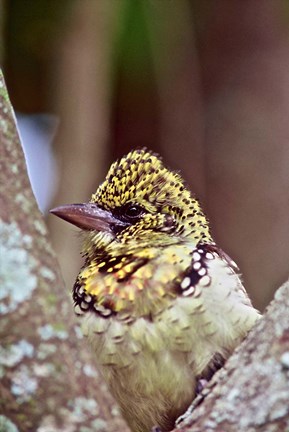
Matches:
[[76, 245, 244, 374], [79, 284, 218, 387], [76, 251, 260, 432], [80, 305, 198, 431], [74, 243, 194, 318], [81, 303, 195, 368]]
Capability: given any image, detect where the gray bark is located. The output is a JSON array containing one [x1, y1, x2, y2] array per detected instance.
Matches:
[[0, 69, 128, 432]]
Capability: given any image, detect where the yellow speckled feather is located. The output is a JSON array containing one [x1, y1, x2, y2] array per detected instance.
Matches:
[[51, 149, 261, 432]]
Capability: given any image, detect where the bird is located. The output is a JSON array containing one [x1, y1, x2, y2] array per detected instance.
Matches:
[[50, 149, 260, 432]]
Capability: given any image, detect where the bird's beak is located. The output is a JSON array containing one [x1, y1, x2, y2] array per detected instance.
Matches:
[[50, 203, 126, 234]]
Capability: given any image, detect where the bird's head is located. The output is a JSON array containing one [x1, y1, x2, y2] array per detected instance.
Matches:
[[51, 149, 212, 257]]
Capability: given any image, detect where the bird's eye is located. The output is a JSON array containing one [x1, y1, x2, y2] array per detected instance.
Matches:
[[114, 203, 145, 224], [123, 204, 144, 219]]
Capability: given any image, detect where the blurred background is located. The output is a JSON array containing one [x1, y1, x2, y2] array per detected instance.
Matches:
[[2, 0, 289, 312]]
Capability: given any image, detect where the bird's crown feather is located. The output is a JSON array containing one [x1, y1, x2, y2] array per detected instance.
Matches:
[[91, 148, 190, 210], [88, 148, 212, 243]]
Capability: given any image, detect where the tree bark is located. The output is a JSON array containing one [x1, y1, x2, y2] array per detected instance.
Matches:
[[0, 69, 128, 431]]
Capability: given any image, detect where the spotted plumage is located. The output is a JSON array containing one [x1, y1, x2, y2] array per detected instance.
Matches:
[[51, 149, 260, 432]]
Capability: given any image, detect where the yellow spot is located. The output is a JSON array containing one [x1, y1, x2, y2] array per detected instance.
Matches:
[[117, 270, 126, 280], [128, 289, 135, 302], [108, 284, 116, 295], [89, 285, 101, 296]]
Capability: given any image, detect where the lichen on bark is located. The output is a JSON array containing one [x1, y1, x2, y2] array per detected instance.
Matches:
[[0, 69, 128, 431]]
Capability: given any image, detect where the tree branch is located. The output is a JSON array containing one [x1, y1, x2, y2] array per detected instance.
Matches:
[[0, 69, 128, 432]]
